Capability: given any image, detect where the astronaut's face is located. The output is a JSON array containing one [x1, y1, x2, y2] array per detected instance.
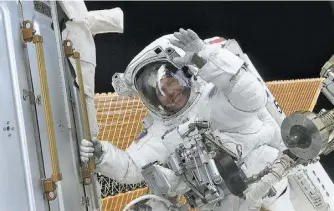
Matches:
[[156, 76, 189, 111], [135, 61, 191, 116]]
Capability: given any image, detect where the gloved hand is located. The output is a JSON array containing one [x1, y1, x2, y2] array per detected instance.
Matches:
[[170, 28, 205, 53], [170, 28, 208, 68], [80, 138, 105, 164]]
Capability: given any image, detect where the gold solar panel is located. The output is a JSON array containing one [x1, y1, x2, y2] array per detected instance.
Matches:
[[101, 187, 149, 211], [95, 78, 323, 211], [94, 93, 147, 150], [266, 78, 322, 115]]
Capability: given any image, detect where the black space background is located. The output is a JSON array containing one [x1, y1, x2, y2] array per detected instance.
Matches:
[[84, 1, 334, 179]]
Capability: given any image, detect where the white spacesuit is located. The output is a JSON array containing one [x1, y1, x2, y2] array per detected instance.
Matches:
[[80, 28, 297, 210]]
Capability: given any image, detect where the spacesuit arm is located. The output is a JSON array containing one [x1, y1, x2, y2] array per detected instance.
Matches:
[[96, 141, 144, 184], [197, 47, 267, 113]]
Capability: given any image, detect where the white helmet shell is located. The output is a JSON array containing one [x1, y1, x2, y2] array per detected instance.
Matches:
[[123, 34, 186, 91]]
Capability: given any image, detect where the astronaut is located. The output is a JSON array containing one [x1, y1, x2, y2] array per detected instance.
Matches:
[[80, 28, 293, 210]]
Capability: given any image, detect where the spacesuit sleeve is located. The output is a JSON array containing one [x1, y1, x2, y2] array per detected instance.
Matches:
[[96, 141, 144, 184], [198, 47, 267, 113], [85, 8, 124, 35]]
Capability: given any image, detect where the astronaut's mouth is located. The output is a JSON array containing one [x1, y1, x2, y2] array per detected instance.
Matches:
[[172, 91, 182, 103], [163, 89, 187, 110]]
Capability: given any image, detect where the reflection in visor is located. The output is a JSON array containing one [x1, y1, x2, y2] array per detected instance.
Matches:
[[135, 61, 191, 117]]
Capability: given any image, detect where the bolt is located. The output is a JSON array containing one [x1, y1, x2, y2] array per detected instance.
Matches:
[[3, 127, 6, 131], [8, 133, 11, 137]]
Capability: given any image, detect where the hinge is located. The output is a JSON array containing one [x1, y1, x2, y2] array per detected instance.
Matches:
[[36, 95, 42, 106], [81, 196, 90, 206], [23, 89, 36, 104]]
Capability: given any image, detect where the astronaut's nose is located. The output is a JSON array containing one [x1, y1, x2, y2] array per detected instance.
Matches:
[[165, 88, 176, 96]]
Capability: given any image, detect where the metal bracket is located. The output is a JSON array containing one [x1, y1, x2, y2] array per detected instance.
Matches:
[[42, 178, 57, 201], [81, 167, 92, 185]]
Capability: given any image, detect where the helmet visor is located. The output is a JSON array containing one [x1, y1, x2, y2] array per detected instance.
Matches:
[[135, 61, 191, 117]]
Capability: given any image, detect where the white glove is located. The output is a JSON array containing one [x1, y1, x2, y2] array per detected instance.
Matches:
[[170, 28, 205, 53], [170, 28, 208, 68], [80, 138, 105, 164]]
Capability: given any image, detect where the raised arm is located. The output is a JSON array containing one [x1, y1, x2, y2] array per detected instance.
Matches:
[[170, 29, 267, 114]]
